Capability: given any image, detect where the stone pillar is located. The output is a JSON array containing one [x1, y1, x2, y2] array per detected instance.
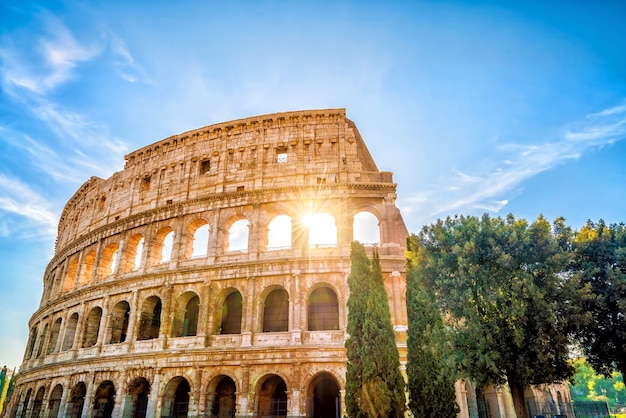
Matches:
[[198, 283, 212, 342], [126, 290, 139, 350], [290, 271, 302, 344], [82, 376, 94, 418], [241, 276, 255, 347], [96, 296, 110, 349], [237, 366, 252, 417], [146, 370, 161, 418]]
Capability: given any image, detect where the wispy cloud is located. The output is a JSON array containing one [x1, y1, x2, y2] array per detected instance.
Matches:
[[0, 14, 101, 96], [402, 103, 626, 226], [109, 34, 151, 84], [0, 173, 58, 238]]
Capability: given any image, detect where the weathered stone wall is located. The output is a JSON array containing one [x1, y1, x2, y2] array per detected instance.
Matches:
[[9, 109, 408, 418]]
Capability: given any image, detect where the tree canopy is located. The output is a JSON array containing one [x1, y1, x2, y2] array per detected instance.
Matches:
[[408, 214, 577, 418], [345, 241, 406, 418], [571, 220, 626, 379]]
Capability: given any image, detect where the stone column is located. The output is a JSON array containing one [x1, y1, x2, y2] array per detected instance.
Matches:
[[241, 276, 255, 347], [290, 271, 302, 344], [126, 290, 139, 350], [146, 370, 161, 418]]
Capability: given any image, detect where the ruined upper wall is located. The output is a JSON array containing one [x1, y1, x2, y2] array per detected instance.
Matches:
[[56, 109, 395, 252]]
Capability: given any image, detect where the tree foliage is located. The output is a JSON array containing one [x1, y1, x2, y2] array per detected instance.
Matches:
[[345, 241, 406, 418], [406, 240, 459, 417], [569, 358, 625, 409], [572, 220, 626, 379], [410, 214, 576, 418]]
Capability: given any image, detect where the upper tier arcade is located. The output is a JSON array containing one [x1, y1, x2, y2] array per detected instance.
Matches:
[[56, 108, 398, 252]]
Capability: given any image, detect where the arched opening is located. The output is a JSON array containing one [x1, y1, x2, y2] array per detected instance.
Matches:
[[78, 250, 96, 286], [256, 375, 287, 417], [48, 384, 63, 418], [108, 301, 130, 344], [62, 313, 79, 351], [262, 289, 289, 332], [308, 287, 339, 331], [171, 292, 200, 337], [267, 215, 292, 250], [92, 380, 115, 418], [22, 388, 32, 418], [82, 307, 102, 348], [36, 323, 49, 358], [210, 376, 237, 418], [46, 317, 63, 355], [187, 220, 210, 258], [122, 234, 144, 272], [98, 242, 118, 278], [162, 377, 190, 418], [128, 377, 150, 418], [25, 326, 38, 359], [304, 213, 337, 247], [150, 227, 175, 265], [353, 211, 380, 245], [227, 219, 249, 252], [309, 374, 340, 418], [220, 291, 243, 335], [137, 296, 161, 341], [68, 382, 86, 418], [64, 258, 79, 291], [31, 386, 45, 417]]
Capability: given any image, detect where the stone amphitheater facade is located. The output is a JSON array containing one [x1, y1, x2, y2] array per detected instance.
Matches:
[[7, 109, 409, 418]]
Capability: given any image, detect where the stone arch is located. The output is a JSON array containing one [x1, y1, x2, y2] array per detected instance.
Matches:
[[262, 287, 289, 332], [63, 257, 79, 291], [137, 296, 162, 341], [127, 377, 150, 418], [48, 384, 64, 418], [307, 286, 339, 331], [161, 376, 190, 418], [352, 210, 380, 245], [22, 387, 33, 418], [185, 218, 210, 258], [25, 326, 38, 360], [31, 385, 46, 417], [46, 317, 63, 355], [304, 212, 337, 247], [62, 312, 79, 351], [108, 300, 130, 344], [92, 380, 116, 418], [206, 375, 237, 417], [67, 382, 87, 418], [226, 218, 249, 252], [98, 242, 119, 278], [150, 226, 175, 265], [215, 289, 243, 335], [82, 306, 102, 348], [78, 249, 96, 286], [307, 372, 341, 418], [121, 233, 144, 272], [36, 322, 49, 358], [171, 291, 200, 337], [255, 374, 288, 417], [267, 214, 292, 250]]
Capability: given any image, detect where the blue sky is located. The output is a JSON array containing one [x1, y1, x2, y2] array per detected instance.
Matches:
[[1, 0, 625, 367]]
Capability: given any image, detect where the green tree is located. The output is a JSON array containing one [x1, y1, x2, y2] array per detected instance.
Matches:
[[406, 238, 459, 417], [571, 220, 626, 379], [345, 242, 406, 418], [569, 358, 625, 410], [411, 214, 576, 418]]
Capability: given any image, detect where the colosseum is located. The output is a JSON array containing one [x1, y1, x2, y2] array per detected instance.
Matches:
[[7, 109, 410, 418]]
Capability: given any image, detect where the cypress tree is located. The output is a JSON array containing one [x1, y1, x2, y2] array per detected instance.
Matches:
[[406, 237, 459, 418], [345, 241, 406, 418]]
